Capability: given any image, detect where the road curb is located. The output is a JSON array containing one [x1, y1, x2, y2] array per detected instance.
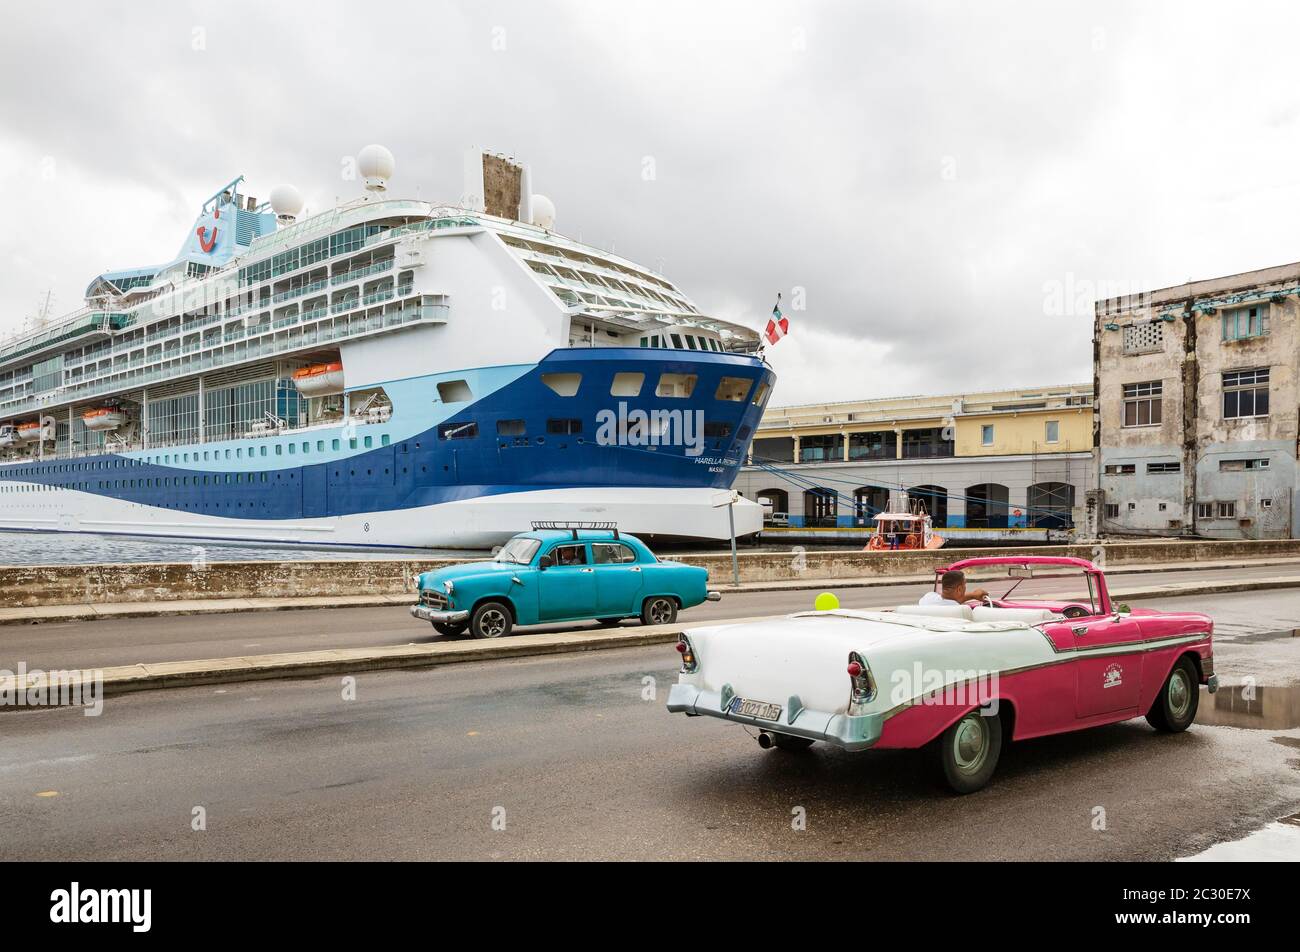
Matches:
[[1, 575, 1296, 706], [0, 614, 776, 705]]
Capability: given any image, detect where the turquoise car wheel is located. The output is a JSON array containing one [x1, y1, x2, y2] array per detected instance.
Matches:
[[471, 602, 513, 639]]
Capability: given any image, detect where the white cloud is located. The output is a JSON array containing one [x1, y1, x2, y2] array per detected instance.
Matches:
[[3, 0, 1300, 400]]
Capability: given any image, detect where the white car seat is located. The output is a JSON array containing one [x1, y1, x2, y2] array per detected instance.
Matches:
[[894, 603, 975, 621], [970, 606, 1061, 624]]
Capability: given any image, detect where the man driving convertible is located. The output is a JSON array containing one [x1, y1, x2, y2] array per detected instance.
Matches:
[[919, 569, 989, 607]]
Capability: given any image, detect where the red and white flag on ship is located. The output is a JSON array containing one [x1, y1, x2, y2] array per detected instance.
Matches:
[[764, 294, 789, 345]]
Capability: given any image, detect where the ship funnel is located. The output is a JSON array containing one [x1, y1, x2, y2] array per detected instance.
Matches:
[[358, 144, 395, 194], [269, 184, 305, 225]]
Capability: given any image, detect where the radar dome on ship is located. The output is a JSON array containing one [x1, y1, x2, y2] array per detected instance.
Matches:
[[358, 144, 395, 192], [269, 184, 305, 224], [530, 194, 555, 230]]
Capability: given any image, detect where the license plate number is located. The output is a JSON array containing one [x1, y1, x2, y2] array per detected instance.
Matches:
[[730, 697, 782, 721]]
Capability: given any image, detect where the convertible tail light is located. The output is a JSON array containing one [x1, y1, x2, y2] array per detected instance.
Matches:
[[676, 635, 699, 673], [847, 651, 876, 715]]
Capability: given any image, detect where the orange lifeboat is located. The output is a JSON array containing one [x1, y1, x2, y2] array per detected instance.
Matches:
[[292, 360, 345, 396], [82, 406, 128, 431]]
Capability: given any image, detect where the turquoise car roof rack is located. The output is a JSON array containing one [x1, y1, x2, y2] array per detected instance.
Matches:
[[530, 520, 620, 540]]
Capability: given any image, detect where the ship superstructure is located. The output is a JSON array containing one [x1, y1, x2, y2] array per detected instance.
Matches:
[[0, 148, 773, 547]]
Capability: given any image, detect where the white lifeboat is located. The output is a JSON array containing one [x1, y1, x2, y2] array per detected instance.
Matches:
[[292, 361, 345, 397], [82, 407, 128, 431], [0, 424, 16, 448], [14, 420, 42, 442]]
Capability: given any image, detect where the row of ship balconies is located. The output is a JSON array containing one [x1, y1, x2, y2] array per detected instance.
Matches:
[[0, 293, 444, 419], [64, 274, 412, 373]]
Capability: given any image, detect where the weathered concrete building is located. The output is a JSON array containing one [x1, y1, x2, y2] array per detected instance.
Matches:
[[734, 384, 1093, 542], [1095, 261, 1300, 539]]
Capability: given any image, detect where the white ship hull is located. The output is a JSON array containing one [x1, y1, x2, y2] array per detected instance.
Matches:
[[0, 484, 762, 549]]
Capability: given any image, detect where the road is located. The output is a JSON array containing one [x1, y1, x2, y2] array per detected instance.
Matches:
[[1, 589, 1298, 860], [4, 561, 1299, 672]]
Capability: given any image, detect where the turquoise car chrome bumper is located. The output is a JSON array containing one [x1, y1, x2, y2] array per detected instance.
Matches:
[[666, 682, 885, 751], [409, 604, 471, 625]]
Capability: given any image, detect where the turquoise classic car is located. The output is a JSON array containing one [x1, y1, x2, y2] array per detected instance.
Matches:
[[410, 524, 721, 639]]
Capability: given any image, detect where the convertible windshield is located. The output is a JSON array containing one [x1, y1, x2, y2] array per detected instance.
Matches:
[[495, 537, 542, 565]]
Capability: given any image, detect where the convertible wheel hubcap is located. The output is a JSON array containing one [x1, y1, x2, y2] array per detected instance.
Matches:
[[1168, 670, 1191, 718], [651, 600, 671, 624], [481, 610, 507, 637], [953, 716, 989, 772]]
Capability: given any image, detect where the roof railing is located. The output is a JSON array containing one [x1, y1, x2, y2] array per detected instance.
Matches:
[[530, 520, 620, 540]]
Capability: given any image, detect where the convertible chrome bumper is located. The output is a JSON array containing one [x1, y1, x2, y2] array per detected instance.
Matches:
[[705, 591, 722, 602], [666, 682, 884, 751], [409, 604, 471, 625]]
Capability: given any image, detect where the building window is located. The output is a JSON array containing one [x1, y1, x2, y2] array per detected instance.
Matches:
[[1122, 381, 1162, 427], [1146, 462, 1180, 474], [1261, 498, 1273, 510], [1044, 420, 1059, 443], [1196, 502, 1214, 519], [1222, 304, 1268, 341], [1122, 321, 1164, 354], [901, 427, 955, 459], [1104, 464, 1136, 475], [981, 425, 994, 446], [1223, 368, 1269, 419], [1104, 503, 1119, 519], [1219, 457, 1269, 471], [799, 434, 843, 463], [848, 430, 896, 460], [1127, 502, 1136, 511], [1216, 501, 1237, 519]]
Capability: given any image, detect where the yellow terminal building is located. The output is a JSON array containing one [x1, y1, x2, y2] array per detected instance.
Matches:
[[733, 384, 1093, 540]]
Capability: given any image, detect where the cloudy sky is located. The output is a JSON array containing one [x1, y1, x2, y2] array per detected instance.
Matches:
[[3, 0, 1300, 407]]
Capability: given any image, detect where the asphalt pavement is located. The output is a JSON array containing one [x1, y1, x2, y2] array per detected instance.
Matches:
[[1, 588, 1297, 860]]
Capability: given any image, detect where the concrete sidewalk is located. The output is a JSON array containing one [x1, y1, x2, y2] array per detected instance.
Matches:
[[2, 573, 1296, 705], [2, 555, 1299, 626]]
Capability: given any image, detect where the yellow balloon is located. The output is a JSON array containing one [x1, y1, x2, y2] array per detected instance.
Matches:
[[814, 592, 840, 612]]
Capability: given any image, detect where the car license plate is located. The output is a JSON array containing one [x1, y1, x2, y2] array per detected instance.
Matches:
[[730, 696, 782, 721]]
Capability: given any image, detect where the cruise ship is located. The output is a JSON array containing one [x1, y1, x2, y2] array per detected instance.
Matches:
[[0, 147, 773, 548]]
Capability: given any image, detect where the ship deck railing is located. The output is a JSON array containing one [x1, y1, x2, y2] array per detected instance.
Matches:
[[0, 298, 446, 421]]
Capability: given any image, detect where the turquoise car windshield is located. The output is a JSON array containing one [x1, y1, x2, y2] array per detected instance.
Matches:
[[495, 537, 542, 565]]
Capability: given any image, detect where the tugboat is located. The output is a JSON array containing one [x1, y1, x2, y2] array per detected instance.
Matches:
[[865, 491, 944, 550]]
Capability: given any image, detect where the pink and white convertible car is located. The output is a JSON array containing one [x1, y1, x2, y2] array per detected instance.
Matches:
[[667, 557, 1216, 793]]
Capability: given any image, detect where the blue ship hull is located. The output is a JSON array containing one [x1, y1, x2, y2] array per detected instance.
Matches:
[[0, 348, 773, 548]]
